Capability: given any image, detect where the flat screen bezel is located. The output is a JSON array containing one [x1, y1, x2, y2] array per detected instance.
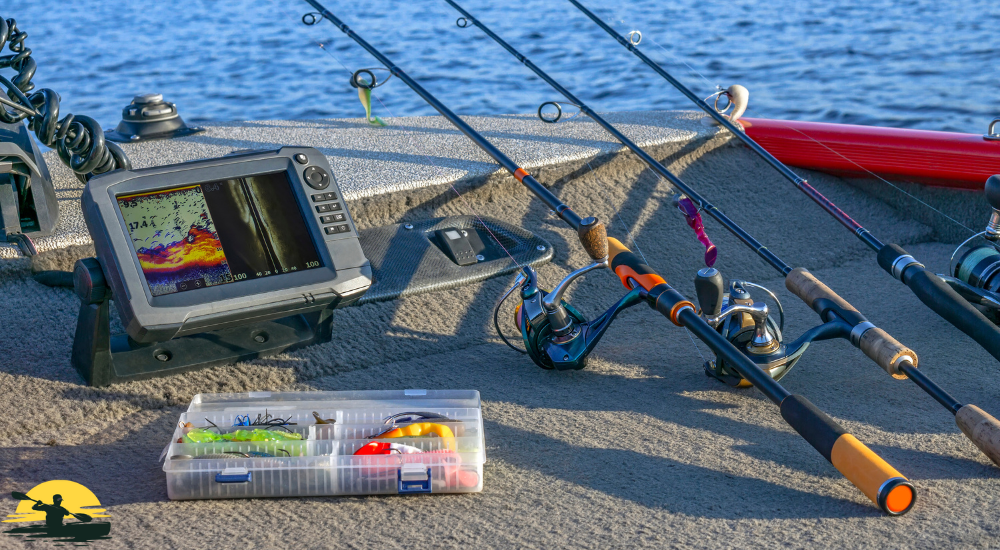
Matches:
[[106, 157, 336, 308]]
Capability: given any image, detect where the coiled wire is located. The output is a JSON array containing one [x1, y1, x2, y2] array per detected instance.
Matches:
[[0, 17, 130, 181]]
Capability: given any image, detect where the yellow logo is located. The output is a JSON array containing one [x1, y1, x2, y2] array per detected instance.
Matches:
[[4, 480, 111, 543]]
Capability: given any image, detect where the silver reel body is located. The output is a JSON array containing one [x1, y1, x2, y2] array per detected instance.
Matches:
[[699, 277, 807, 386]]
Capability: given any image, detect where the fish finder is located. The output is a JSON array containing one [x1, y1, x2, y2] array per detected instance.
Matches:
[[72, 147, 372, 385]]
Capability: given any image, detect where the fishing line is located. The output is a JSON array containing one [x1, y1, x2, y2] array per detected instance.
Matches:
[[288, 2, 540, 355], [605, 2, 975, 237], [283, 2, 527, 269], [782, 126, 978, 235]]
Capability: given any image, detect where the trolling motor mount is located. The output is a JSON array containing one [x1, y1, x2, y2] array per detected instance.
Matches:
[[105, 93, 204, 143]]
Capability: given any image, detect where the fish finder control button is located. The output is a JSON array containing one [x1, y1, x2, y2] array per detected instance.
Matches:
[[320, 214, 346, 224], [303, 166, 331, 190], [294, 153, 308, 164], [311, 192, 337, 202], [324, 224, 350, 235]]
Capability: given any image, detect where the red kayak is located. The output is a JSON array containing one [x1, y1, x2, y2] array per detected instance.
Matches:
[[740, 117, 1000, 190]]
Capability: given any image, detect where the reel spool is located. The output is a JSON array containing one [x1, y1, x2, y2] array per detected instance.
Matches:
[[944, 174, 1000, 320]]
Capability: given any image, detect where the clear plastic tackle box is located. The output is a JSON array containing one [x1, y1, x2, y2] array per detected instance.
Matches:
[[162, 389, 485, 500]]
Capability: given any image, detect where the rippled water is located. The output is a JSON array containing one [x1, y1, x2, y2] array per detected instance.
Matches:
[[8, 0, 1000, 132]]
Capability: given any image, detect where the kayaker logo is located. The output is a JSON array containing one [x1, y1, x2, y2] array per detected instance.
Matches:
[[3, 480, 111, 544]]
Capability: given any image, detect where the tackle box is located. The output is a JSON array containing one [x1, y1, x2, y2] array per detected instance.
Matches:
[[162, 389, 485, 500]]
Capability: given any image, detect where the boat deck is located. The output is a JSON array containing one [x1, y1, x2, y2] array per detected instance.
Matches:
[[0, 111, 997, 549]]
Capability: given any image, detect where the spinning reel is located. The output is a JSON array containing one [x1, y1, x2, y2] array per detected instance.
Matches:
[[693, 268, 803, 386], [946, 174, 1000, 322], [496, 220, 847, 384], [497, 217, 645, 370]]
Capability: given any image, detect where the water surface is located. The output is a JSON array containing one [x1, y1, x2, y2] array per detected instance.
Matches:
[[10, 0, 1000, 132]]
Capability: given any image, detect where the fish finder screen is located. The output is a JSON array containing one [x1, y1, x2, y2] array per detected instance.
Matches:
[[117, 171, 323, 297]]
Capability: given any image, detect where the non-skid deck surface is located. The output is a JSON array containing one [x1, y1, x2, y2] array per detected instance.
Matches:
[[0, 110, 710, 260], [0, 117, 996, 548]]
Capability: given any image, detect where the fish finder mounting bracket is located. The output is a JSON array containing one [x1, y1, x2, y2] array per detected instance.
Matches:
[[72, 147, 372, 385]]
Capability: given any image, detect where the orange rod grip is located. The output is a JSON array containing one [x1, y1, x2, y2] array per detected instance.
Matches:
[[830, 434, 915, 515], [608, 237, 667, 291]]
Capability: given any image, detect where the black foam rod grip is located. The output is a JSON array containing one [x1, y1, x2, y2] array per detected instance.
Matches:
[[880, 243, 1000, 362], [904, 266, 1000, 362], [694, 267, 724, 316]]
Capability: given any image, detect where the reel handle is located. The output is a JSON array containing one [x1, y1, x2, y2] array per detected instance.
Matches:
[[785, 268, 917, 378], [984, 175, 1000, 240], [694, 267, 724, 316]]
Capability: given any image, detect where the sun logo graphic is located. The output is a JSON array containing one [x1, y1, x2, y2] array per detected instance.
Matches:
[[4, 480, 111, 543]]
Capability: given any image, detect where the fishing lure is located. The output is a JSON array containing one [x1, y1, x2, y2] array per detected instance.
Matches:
[[373, 422, 456, 451], [673, 195, 717, 267], [170, 450, 292, 459], [312, 412, 336, 424], [232, 410, 296, 430], [352, 441, 479, 488], [183, 428, 303, 443], [223, 429, 303, 442]]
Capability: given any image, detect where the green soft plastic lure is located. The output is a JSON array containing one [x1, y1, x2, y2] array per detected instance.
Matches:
[[183, 428, 303, 443], [356, 76, 386, 127]]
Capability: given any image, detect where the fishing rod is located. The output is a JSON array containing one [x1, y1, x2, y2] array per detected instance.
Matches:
[[298, 0, 915, 515], [440, 0, 1000, 470], [565, 1, 1000, 370]]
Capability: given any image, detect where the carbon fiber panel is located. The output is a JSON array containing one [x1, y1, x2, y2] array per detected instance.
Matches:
[[356, 216, 552, 304]]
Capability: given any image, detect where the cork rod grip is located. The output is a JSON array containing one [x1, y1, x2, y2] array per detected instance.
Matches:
[[955, 405, 1000, 467], [578, 218, 608, 260], [785, 267, 858, 314], [786, 268, 917, 377], [858, 327, 917, 379]]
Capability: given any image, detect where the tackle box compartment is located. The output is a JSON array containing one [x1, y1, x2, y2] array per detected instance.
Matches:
[[163, 389, 485, 500]]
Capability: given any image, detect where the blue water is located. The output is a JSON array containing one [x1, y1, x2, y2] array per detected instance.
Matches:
[[8, 0, 1000, 132]]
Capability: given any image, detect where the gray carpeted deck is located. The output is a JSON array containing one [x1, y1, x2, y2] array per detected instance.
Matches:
[[1, 111, 997, 549]]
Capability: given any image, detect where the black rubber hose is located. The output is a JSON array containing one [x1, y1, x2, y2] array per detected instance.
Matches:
[[878, 244, 1000, 362]]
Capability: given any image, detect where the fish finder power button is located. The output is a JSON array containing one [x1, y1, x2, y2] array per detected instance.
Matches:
[[303, 166, 331, 190]]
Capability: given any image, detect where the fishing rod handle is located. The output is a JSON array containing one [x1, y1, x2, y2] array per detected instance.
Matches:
[[578, 217, 608, 261], [607, 238, 692, 326], [607, 238, 914, 514], [785, 268, 917, 378], [877, 243, 1000, 362], [780, 395, 915, 515], [955, 405, 1000, 467]]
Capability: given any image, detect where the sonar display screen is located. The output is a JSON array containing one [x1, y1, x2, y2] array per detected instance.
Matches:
[[117, 171, 323, 297]]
